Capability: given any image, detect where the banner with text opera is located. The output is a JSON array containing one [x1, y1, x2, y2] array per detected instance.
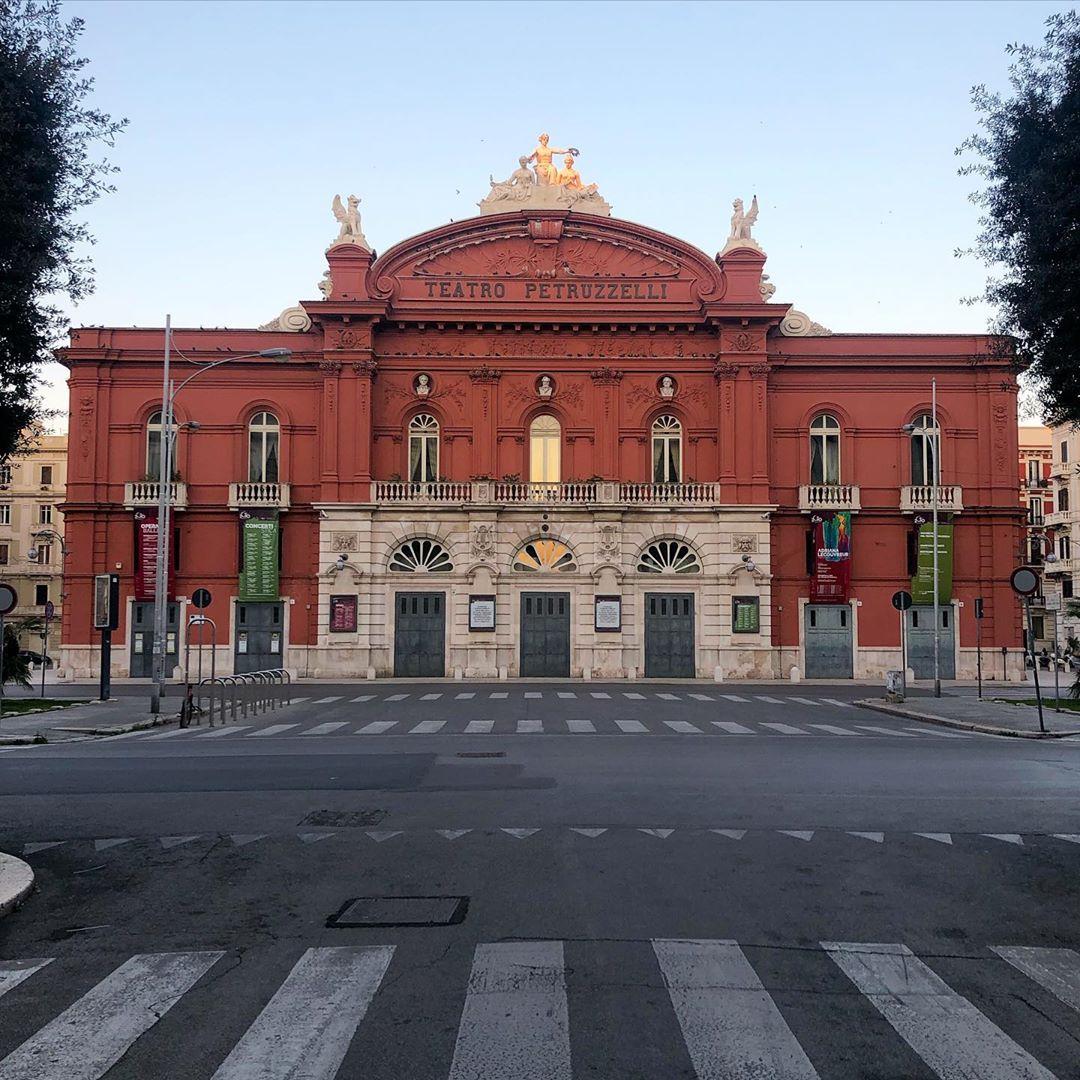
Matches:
[[809, 511, 852, 604]]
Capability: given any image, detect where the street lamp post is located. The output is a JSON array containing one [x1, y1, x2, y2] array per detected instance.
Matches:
[[26, 527, 68, 696], [148, 317, 291, 715]]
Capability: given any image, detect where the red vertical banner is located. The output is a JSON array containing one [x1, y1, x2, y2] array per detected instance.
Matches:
[[809, 511, 852, 604], [134, 511, 174, 601]]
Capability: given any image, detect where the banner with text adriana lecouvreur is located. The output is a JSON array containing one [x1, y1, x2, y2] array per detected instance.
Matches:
[[239, 510, 280, 602], [809, 511, 852, 604]]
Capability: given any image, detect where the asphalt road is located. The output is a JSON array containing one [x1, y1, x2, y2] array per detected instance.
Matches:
[[1, 684, 1079, 1079]]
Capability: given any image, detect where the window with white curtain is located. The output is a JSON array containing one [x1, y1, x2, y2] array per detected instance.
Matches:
[[909, 414, 939, 486], [248, 412, 280, 483], [409, 413, 439, 482], [809, 414, 841, 484], [651, 415, 682, 484]]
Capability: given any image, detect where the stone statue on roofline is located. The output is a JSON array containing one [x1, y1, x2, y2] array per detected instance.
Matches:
[[479, 134, 611, 216], [722, 195, 763, 254], [330, 194, 370, 251]]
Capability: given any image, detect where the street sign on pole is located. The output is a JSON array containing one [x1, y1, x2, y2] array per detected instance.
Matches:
[[0, 583, 15, 724], [191, 588, 212, 610], [1010, 567, 1040, 596], [891, 591, 912, 695], [891, 590, 913, 611], [0, 583, 16, 616], [1011, 566, 1046, 733]]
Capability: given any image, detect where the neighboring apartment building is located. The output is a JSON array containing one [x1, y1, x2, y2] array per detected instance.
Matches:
[[0, 433, 68, 660], [1047, 423, 1078, 650], [1019, 426, 1054, 650]]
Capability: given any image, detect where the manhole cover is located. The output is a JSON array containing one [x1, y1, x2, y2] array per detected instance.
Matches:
[[328, 896, 468, 928], [299, 809, 386, 828], [456, 751, 505, 759]]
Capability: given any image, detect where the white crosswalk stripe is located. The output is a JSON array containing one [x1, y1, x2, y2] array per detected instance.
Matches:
[[623, 692, 646, 699], [657, 692, 681, 700], [754, 695, 785, 703], [654, 938, 820, 1078], [690, 693, 714, 701], [385, 693, 409, 701], [517, 719, 543, 733], [760, 722, 808, 735], [455, 692, 476, 700], [567, 719, 595, 733], [664, 720, 702, 733], [904, 726, 970, 738], [464, 720, 494, 734], [824, 941, 1057, 1079], [357, 720, 397, 734], [788, 696, 820, 706], [419, 693, 442, 701], [992, 945, 1080, 1013], [557, 691, 577, 699], [808, 723, 862, 735], [195, 725, 251, 738], [590, 692, 611, 699], [713, 721, 754, 734], [210, 946, 394, 1080], [3, 940, 1080, 1077], [615, 719, 648, 732], [311, 696, 342, 705], [855, 724, 918, 737], [300, 722, 348, 736], [248, 723, 298, 737], [524, 691, 542, 699], [448, 942, 571, 1080], [409, 720, 446, 734], [820, 698, 853, 708], [489, 692, 508, 699], [0, 951, 223, 1080], [350, 694, 375, 702], [144, 727, 192, 740], [288, 696, 310, 705], [720, 694, 751, 703]]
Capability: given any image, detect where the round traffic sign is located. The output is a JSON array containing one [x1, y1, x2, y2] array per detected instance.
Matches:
[[44, 600, 55, 619], [0, 583, 17, 616], [891, 590, 913, 611], [191, 588, 212, 610], [1010, 567, 1040, 596]]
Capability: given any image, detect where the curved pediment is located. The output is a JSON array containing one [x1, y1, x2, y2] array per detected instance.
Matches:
[[370, 212, 726, 315]]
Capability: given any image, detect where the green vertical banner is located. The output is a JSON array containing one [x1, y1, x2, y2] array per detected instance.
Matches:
[[911, 520, 953, 604], [239, 510, 280, 601]]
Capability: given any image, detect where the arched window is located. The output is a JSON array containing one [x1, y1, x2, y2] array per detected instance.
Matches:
[[248, 411, 280, 483], [652, 415, 682, 484], [637, 538, 702, 574], [529, 415, 561, 486], [909, 414, 939, 486], [145, 411, 176, 478], [389, 537, 454, 572], [513, 538, 577, 572], [409, 414, 439, 483], [809, 413, 841, 485]]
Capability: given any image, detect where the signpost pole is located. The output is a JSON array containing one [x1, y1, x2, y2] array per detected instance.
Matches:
[[1053, 605, 1061, 712], [0, 583, 21, 726], [1026, 596, 1046, 733], [975, 597, 983, 701], [931, 377, 941, 698], [100, 627, 112, 702], [899, 606, 906, 698], [0, 610, 5, 726]]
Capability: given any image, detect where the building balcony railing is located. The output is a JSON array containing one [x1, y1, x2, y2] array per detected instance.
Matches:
[[900, 485, 964, 513], [372, 480, 722, 507], [228, 481, 291, 510], [1050, 460, 1072, 479], [1045, 509, 1072, 529], [798, 484, 862, 512], [123, 481, 188, 510]]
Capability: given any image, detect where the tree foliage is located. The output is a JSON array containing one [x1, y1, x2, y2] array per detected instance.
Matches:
[[0, 0, 124, 460], [958, 11, 1080, 425]]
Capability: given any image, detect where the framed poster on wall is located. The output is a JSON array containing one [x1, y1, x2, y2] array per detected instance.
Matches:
[[329, 594, 358, 633], [595, 595, 622, 631], [469, 595, 496, 631], [732, 596, 760, 633]]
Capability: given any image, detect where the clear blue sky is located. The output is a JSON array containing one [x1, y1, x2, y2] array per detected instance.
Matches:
[[44, 0, 1063, 420]]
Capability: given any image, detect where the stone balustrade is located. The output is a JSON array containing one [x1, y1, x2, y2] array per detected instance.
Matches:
[[797, 484, 861, 512], [123, 481, 188, 510], [899, 485, 964, 513], [228, 481, 291, 509]]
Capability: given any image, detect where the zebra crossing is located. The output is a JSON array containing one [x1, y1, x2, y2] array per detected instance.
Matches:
[[283, 689, 863, 706], [1, 938, 1077, 1078], [129, 713, 971, 740]]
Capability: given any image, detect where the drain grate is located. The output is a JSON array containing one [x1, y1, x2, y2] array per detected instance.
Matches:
[[327, 895, 469, 928], [299, 809, 386, 828], [456, 751, 505, 759]]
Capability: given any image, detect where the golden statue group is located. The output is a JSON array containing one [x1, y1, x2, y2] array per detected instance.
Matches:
[[481, 133, 610, 216]]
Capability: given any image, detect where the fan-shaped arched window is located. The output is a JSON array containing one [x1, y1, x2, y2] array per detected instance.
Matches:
[[248, 411, 280, 483], [513, 538, 577, 572], [389, 537, 453, 572], [637, 538, 702, 574], [145, 411, 177, 478], [809, 413, 841, 485], [652, 415, 682, 484], [529, 415, 561, 485], [409, 414, 439, 483], [909, 414, 939, 486]]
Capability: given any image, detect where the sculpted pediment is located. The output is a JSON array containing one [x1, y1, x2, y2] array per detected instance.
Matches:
[[372, 213, 726, 311]]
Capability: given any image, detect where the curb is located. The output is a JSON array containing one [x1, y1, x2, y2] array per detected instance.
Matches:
[[854, 699, 1080, 739], [56, 713, 180, 737], [0, 852, 34, 919]]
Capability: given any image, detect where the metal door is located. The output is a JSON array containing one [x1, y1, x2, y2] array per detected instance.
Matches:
[[906, 605, 955, 679], [520, 592, 570, 677], [804, 604, 854, 678], [129, 602, 179, 677], [645, 593, 695, 678], [235, 601, 284, 673], [394, 592, 445, 678]]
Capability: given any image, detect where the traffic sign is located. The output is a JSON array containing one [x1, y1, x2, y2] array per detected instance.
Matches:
[[0, 583, 17, 616], [1010, 567, 1040, 596], [191, 588, 212, 609], [891, 590, 913, 611], [974, 598, 984, 619], [44, 600, 55, 619]]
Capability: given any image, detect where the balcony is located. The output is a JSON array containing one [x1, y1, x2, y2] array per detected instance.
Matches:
[[900, 485, 964, 513], [1045, 509, 1072, 529], [372, 480, 722, 507], [798, 484, 861, 513], [1050, 460, 1072, 479], [228, 481, 291, 510], [124, 481, 188, 510]]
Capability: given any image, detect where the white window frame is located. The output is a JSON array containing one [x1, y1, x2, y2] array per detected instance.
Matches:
[[810, 413, 841, 485], [651, 415, 682, 484], [38, 504, 53, 525], [248, 411, 280, 484], [910, 414, 939, 487], [0, 504, 10, 526], [529, 415, 561, 485], [408, 413, 440, 483]]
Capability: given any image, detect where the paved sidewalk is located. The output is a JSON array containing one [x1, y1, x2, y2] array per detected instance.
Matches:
[[0, 694, 179, 744], [0, 851, 34, 917], [856, 694, 1080, 738]]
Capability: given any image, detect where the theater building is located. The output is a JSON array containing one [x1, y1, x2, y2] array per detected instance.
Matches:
[[57, 158, 1026, 681]]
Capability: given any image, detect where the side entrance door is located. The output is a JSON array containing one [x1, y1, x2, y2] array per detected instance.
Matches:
[[235, 601, 284, 673], [520, 592, 570, 677], [644, 593, 695, 678], [804, 604, 854, 678], [394, 592, 446, 678], [129, 602, 179, 677], [906, 605, 956, 679]]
